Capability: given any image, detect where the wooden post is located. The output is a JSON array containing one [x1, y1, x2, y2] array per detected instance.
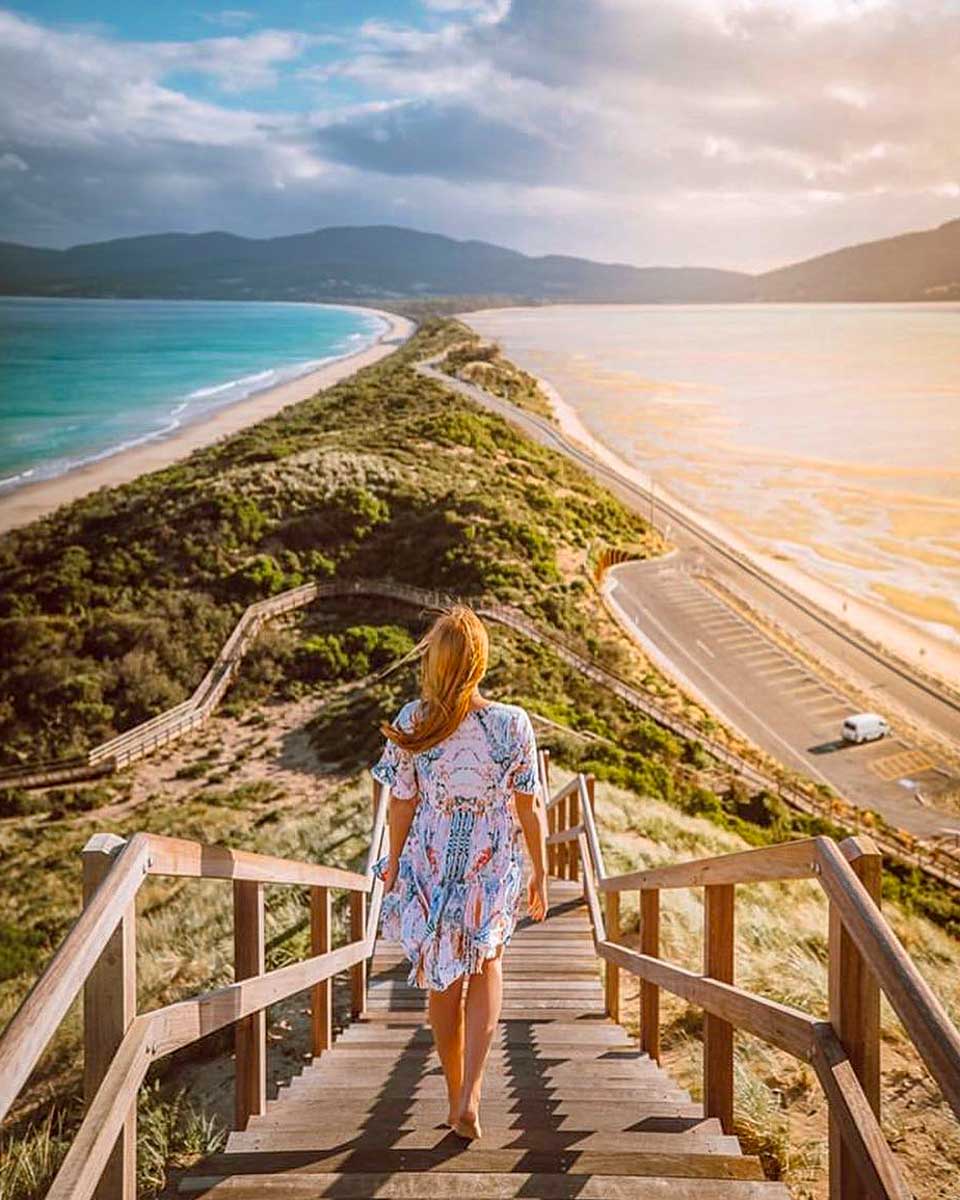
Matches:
[[547, 800, 558, 877], [233, 880, 266, 1130], [82, 834, 136, 1200], [639, 888, 660, 1062], [828, 845, 882, 1200], [604, 890, 620, 1022], [584, 774, 596, 896], [569, 784, 580, 885], [558, 795, 569, 880], [350, 891, 367, 1019], [704, 883, 735, 1134], [540, 749, 551, 797], [310, 886, 332, 1057], [542, 751, 554, 877]]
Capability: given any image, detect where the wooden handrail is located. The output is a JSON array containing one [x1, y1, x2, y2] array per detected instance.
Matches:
[[598, 939, 817, 1060], [600, 837, 822, 892], [547, 770, 960, 1200], [0, 780, 393, 1200], [815, 836, 960, 1120], [810, 1025, 912, 1200], [50, 923, 373, 1200], [143, 833, 371, 891], [543, 774, 578, 811], [546, 824, 583, 845], [150, 939, 372, 1060], [46, 1018, 155, 1200], [0, 833, 151, 1122], [578, 773, 605, 882]]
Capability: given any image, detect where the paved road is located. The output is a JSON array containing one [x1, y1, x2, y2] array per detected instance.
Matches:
[[422, 364, 960, 835], [609, 558, 954, 837]]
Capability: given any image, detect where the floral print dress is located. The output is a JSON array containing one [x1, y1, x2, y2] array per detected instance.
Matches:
[[371, 699, 540, 992]]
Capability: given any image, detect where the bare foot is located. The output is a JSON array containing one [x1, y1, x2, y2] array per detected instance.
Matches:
[[454, 1111, 482, 1140]]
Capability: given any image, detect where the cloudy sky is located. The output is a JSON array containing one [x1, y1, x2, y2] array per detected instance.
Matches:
[[1, 0, 958, 270]]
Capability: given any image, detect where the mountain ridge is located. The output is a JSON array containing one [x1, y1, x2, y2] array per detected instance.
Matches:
[[2, 217, 958, 304]]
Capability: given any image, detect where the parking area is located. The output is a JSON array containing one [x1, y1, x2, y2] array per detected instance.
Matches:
[[608, 557, 956, 838]]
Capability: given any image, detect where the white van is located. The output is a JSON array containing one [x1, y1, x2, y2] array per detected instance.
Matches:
[[841, 713, 890, 744]]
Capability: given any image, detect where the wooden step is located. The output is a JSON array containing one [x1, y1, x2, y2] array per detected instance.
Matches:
[[183, 1147, 765, 1180], [300, 1059, 667, 1078], [179, 1170, 789, 1197], [268, 1066, 685, 1092], [352, 1017, 614, 1027], [239, 1114, 726, 1138], [364, 1004, 605, 1015], [279, 1086, 691, 1105], [367, 979, 605, 991], [244, 1101, 709, 1129], [224, 1125, 741, 1156], [336, 1026, 632, 1045]]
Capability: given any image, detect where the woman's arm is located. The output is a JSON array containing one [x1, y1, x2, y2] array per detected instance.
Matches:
[[383, 794, 418, 891], [515, 790, 548, 921]]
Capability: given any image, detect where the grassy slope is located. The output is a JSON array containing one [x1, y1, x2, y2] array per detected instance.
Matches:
[[0, 320, 957, 1198], [0, 319, 659, 770]]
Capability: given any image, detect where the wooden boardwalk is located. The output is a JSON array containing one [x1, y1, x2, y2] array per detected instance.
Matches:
[[179, 879, 788, 1198]]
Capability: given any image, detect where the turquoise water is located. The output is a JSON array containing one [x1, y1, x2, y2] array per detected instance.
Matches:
[[0, 297, 385, 489]]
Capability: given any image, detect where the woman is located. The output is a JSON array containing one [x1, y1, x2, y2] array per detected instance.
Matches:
[[371, 604, 548, 1141]]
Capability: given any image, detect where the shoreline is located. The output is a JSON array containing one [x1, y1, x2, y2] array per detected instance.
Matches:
[[0, 306, 415, 536], [527, 362, 960, 692]]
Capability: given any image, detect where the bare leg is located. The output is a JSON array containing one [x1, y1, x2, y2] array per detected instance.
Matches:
[[456, 949, 503, 1139], [428, 975, 465, 1125]]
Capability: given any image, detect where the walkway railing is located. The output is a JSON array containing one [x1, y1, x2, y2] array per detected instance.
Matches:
[[0, 779, 391, 1200], [3, 575, 958, 882], [542, 756, 960, 1200]]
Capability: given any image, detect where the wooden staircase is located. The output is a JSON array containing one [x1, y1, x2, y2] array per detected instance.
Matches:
[[177, 879, 788, 1198], [6, 773, 956, 1199]]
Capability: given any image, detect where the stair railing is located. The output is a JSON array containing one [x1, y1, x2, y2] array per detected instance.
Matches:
[[542, 756, 960, 1200], [0, 780, 391, 1200]]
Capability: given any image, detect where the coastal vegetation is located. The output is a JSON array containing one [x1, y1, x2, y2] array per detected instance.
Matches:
[[434, 336, 556, 420], [1, 320, 957, 1198]]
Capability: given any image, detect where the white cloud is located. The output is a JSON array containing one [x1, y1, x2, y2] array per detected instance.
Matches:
[[0, 151, 27, 171], [202, 9, 258, 28], [0, 1, 957, 268], [421, 0, 511, 21]]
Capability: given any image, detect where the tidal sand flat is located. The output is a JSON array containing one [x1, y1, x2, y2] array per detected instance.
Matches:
[[465, 303, 960, 673], [0, 298, 413, 534]]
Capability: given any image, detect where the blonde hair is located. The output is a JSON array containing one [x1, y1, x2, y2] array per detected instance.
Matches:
[[382, 605, 489, 754]]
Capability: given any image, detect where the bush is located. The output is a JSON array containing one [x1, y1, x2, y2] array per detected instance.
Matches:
[[229, 553, 302, 599], [297, 624, 415, 683]]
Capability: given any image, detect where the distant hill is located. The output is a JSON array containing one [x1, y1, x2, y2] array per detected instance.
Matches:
[[1, 216, 958, 304], [753, 217, 960, 302], [0, 225, 751, 304]]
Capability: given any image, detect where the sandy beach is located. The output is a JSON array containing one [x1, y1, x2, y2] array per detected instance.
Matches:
[[0, 306, 415, 536], [543, 373, 960, 690]]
